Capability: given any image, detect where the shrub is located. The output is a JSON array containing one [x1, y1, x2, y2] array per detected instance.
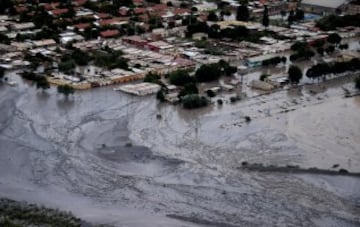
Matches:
[[182, 94, 208, 109]]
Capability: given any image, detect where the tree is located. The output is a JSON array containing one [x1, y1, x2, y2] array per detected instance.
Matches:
[[295, 8, 304, 21], [236, 5, 249, 21], [156, 90, 165, 102], [195, 64, 222, 82], [182, 94, 208, 109], [178, 83, 199, 97], [327, 33, 342, 46], [288, 10, 295, 25], [207, 11, 219, 22], [36, 76, 50, 91], [262, 5, 269, 28], [57, 84, 74, 98], [71, 49, 91, 66], [291, 41, 307, 51], [169, 70, 193, 86], [355, 76, 360, 90], [0, 67, 4, 80], [280, 10, 286, 19], [288, 65, 302, 84], [144, 72, 161, 84], [166, 1, 173, 7]]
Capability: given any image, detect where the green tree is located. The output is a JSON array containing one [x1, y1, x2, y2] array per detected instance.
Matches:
[[262, 5, 269, 28], [178, 83, 199, 97], [327, 33, 342, 46], [207, 11, 219, 22], [156, 90, 165, 102], [71, 49, 91, 66], [169, 70, 193, 86], [195, 64, 222, 82], [288, 10, 295, 25], [0, 67, 4, 80], [236, 4, 250, 21], [36, 76, 50, 91], [182, 94, 208, 109], [57, 84, 75, 98], [288, 65, 302, 84], [295, 8, 304, 21], [144, 72, 161, 84], [280, 10, 286, 18], [355, 76, 360, 90]]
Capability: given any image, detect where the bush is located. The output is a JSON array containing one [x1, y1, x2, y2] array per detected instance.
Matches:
[[169, 70, 193, 86], [206, 89, 216, 98], [244, 116, 251, 123], [182, 94, 208, 109], [178, 83, 199, 97], [355, 76, 360, 90], [217, 99, 223, 105], [230, 96, 240, 103], [259, 74, 270, 81], [156, 90, 165, 102], [195, 64, 222, 82], [144, 72, 161, 84]]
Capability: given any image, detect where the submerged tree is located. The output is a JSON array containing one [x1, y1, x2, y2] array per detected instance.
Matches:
[[288, 65, 302, 84], [36, 76, 50, 91], [57, 84, 74, 98], [262, 5, 269, 28], [236, 4, 250, 21]]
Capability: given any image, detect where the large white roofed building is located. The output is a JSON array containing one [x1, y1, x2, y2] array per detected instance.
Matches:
[[301, 0, 349, 15]]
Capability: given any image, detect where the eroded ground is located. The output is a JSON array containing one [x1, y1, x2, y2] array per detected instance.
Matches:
[[0, 72, 359, 226]]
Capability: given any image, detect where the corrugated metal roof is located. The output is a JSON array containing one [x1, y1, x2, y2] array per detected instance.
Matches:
[[301, 0, 347, 9]]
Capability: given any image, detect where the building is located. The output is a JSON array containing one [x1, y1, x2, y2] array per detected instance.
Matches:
[[122, 35, 148, 48], [11, 22, 35, 31], [301, 0, 349, 15], [100, 30, 120, 38], [147, 41, 174, 53], [245, 54, 276, 67]]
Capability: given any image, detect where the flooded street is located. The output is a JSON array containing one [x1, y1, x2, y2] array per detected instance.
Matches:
[[0, 72, 359, 226]]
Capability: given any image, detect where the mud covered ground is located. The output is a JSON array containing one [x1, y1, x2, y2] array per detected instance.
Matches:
[[0, 72, 359, 227]]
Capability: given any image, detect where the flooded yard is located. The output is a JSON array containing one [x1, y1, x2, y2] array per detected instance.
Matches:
[[0, 72, 359, 226]]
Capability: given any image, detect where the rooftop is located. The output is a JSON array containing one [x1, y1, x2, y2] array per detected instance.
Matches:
[[301, 0, 348, 9]]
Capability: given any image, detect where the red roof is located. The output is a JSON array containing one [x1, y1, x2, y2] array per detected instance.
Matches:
[[151, 4, 167, 11], [100, 30, 120, 38], [99, 18, 125, 26], [74, 23, 91, 30], [119, 8, 129, 16], [51, 8, 69, 16], [96, 13, 112, 19], [15, 6, 28, 13], [134, 7, 146, 15], [43, 2, 60, 10], [173, 8, 190, 15], [74, 0, 87, 6], [133, 0, 143, 5], [139, 14, 149, 22]]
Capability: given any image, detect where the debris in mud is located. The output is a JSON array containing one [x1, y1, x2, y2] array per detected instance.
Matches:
[[239, 163, 360, 176]]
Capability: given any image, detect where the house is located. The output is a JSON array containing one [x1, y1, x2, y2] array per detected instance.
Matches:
[[301, 0, 349, 15], [123, 35, 148, 48], [245, 54, 276, 67], [250, 80, 275, 91], [147, 41, 174, 53], [100, 30, 120, 38], [11, 22, 35, 31], [49, 8, 69, 16], [33, 39, 57, 48]]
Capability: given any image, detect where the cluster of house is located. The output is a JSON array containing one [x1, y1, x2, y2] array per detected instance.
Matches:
[[0, 0, 360, 93]]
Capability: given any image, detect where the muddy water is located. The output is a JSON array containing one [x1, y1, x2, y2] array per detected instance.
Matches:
[[0, 73, 359, 226]]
